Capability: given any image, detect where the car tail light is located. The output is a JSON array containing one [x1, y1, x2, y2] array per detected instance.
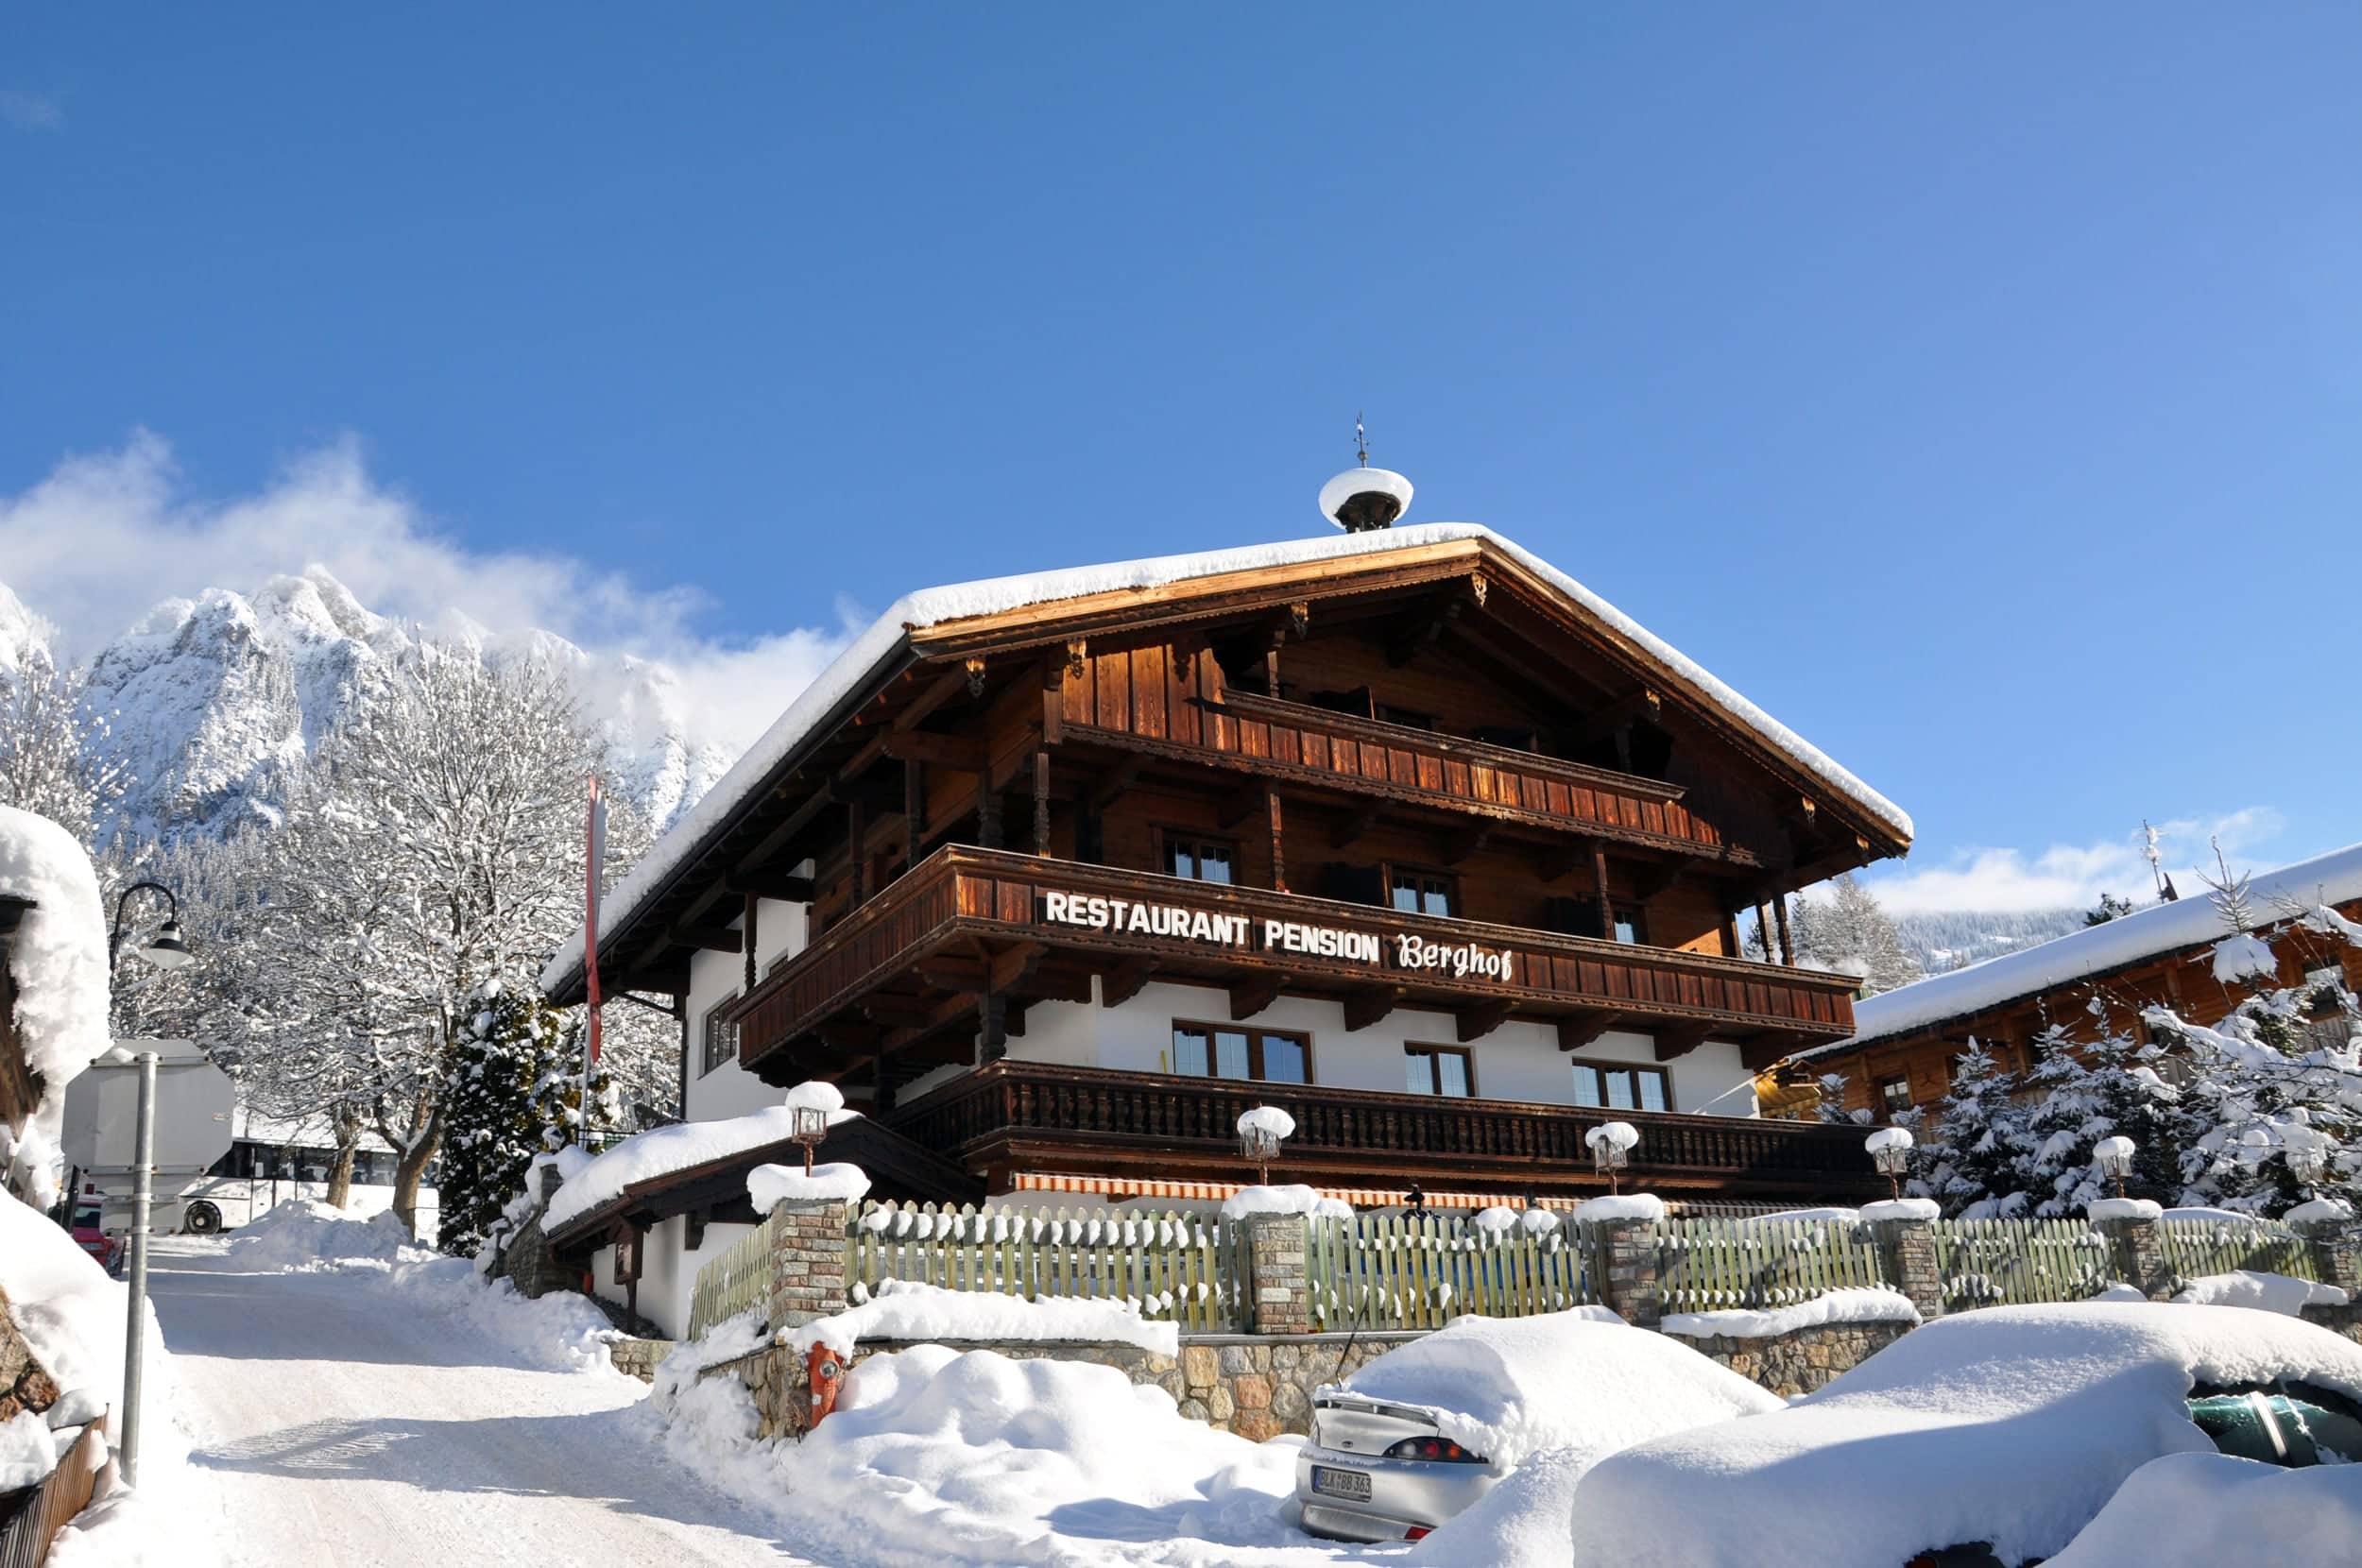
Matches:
[[1381, 1436, 1482, 1463], [1404, 1526, 1431, 1542]]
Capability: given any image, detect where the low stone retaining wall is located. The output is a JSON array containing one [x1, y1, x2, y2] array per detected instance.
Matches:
[[608, 1337, 673, 1383], [2300, 1303, 2362, 1347], [1671, 1321, 1916, 1397]]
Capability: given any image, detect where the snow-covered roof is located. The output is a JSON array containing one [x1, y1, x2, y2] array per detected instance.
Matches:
[[542, 524, 1913, 997], [542, 1099, 859, 1235], [1813, 842, 2362, 1057]]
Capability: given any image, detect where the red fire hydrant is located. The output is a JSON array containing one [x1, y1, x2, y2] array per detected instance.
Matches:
[[806, 1345, 846, 1428]]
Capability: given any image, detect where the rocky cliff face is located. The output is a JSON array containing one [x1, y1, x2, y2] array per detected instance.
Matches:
[[3, 566, 733, 844]]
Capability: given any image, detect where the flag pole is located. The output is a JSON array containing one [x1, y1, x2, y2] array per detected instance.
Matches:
[[582, 776, 607, 1131]]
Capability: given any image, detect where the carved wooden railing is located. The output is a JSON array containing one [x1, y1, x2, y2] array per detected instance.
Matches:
[[886, 1061, 1881, 1185], [731, 846, 1859, 1074], [1064, 687, 1754, 864]]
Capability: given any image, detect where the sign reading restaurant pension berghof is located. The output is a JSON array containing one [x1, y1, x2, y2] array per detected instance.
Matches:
[[1037, 890, 1514, 980]]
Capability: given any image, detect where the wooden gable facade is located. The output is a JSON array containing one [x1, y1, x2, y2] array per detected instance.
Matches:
[[551, 533, 1909, 1201]]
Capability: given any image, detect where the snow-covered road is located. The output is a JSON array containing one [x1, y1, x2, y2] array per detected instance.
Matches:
[[145, 1238, 819, 1567]]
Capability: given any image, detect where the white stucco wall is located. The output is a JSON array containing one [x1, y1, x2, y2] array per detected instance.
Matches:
[[588, 1211, 758, 1340], [682, 886, 811, 1124]]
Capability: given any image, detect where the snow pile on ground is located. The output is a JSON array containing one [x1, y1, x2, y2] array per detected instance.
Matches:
[[657, 1340, 1305, 1566], [1661, 1287, 1920, 1340], [1859, 1198, 1940, 1223], [1333, 1308, 1779, 1470], [1567, 1302, 2362, 1568], [789, 1279, 1179, 1358], [0, 1193, 218, 1566], [1571, 1192, 1664, 1224], [545, 1095, 858, 1232], [748, 1161, 871, 1211], [2173, 1270, 2352, 1314], [0, 1409, 56, 1490], [231, 1198, 431, 1270], [1220, 1185, 1354, 1221], [376, 1253, 625, 1376], [1404, 1442, 1583, 1568], [0, 806, 111, 1204], [477, 1144, 598, 1270], [2045, 1450, 2362, 1565]]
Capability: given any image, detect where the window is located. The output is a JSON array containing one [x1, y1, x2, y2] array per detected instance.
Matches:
[[1389, 868, 1457, 918], [1571, 1060, 1670, 1113], [1171, 1022, 1309, 1083], [1548, 896, 1649, 946], [1162, 834, 1236, 885], [701, 995, 741, 1077], [1878, 1077, 1913, 1119], [1405, 1045, 1474, 1098]]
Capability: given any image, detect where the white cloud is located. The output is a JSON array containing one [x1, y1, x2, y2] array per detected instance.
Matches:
[[1857, 809, 2286, 915], [0, 89, 63, 132], [0, 433, 856, 755]]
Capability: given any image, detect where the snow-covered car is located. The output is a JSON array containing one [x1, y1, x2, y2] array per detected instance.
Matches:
[[1295, 1307, 1783, 1542], [1566, 1303, 2362, 1568]]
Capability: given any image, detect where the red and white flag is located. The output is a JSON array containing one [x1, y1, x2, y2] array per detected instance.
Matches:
[[584, 775, 608, 1066]]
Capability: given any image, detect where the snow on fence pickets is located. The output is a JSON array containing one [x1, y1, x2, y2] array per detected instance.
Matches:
[[683, 1194, 2337, 1341]]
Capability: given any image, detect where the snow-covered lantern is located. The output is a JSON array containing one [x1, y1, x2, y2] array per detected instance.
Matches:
[[1318, 418, 1414, 533], [1238, 1105, 1293, 1185], [2287, 1143, 2328, 1200], [1586, 1120, 1638, 1195], [784, 1081, 844, 1175], [1865, 1126, 1914, 1201], [2093, 1135, 2137, 1200]]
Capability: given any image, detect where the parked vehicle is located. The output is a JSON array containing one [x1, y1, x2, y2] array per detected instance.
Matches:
[[66, 1195, 117, 1271], [1294, 1308, 1782, 1542], [72, 1108, 439, 1243]]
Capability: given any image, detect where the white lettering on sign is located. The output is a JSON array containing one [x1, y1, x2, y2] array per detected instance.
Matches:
[[1261, 919, 1381, 963], [1043, 891, 1252, 947], [1395, 932, 1515, 981]]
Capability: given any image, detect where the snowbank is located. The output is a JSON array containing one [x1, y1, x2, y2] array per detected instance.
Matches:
[[747, 1161, 870, 1211], [1572, 1193, 1665, 1225], [544, 1099, 857, 1233], [1220, 1184, 1354, 1221], [0, 807, 112, 1204], [1404, 1442, 1583, 1568], [1741, 1206, 1861, 1225], [2172, 1270, 2351, 1314], [2044, 1450, 2362, 1566], [546, 523, 1915, 1001], [1567, 1303, 2362, 1568], [1661, 1287, 1921, 1340], [788, 1279, 1178, 1358], [1332, 1308, 1780, 1470], [2285, 1197, 2354, 1227], [230, 1199, 430, 1271], [1859, 1198, 1940, 1223]]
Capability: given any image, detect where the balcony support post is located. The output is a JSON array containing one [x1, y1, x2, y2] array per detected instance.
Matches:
[[904, 758, 925, 874], [977, 775, 1001, 851], [847, 798, 869, 909], [1266, 785, 1287, 894], [1033, 749, 1052, 857], [1773, 894, 1795, 967], [1591, 843, 1614, 928]]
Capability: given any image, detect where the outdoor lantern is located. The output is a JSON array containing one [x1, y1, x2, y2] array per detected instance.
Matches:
[[790, 1103, 830, 1175], [1238, 1106, 1292, 1185], [138, 916, 196, 972], [1402, 1183, 1429, 1219], [2094, 1135, 2138, 1199], [1586, 1120, 1637, 1196], [1866, 1127, 1914, 1201]]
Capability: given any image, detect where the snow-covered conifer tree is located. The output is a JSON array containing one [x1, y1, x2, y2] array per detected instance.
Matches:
[[437, 977, 585, 1253], [2020, 1013, 2192, 1216], [1919, 1040, 2033, 1217]]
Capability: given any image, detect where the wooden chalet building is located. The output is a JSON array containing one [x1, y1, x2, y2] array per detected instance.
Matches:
[[1801, 843, 2362, 1121], [543, 517, 1916, 1209]]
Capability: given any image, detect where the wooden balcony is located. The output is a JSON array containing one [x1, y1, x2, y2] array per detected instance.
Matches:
[[731, 845, 1858, 1085], [885, 1060, 1885, 1200], [1058, 682, 1761, 868]]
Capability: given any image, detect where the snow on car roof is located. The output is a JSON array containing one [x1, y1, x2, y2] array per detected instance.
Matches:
[[1811, 840, 2362, 1055], [1568, 1302, 2362, 1568], [1335, 1306, 1783, 1469], [542, 523, 1912, 997]]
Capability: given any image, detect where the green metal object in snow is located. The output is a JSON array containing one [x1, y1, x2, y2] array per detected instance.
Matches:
[[2186, 1393, 2362, 1467]]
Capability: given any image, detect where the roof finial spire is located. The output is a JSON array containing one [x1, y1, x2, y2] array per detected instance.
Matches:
[[1356, 410, 1368, 468], [1319, 415, 1413, 533]]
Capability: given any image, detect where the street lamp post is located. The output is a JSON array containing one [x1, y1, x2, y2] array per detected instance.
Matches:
[[1867, 1128, 1914, 1202], [2094, 1136, 2137, 1201]]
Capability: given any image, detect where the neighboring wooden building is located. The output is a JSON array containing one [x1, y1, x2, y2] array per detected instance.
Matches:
[[542, 521, 1914, 1204], [1799, 844, 2362, 1121]]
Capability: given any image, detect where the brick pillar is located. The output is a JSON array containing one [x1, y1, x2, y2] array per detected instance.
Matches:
[[1243, 1212, 1311, 1334], [1586, 1219, 1662, 1329], [2294, 1219, 2360, 1297], [765, 1199, 851, 1331], [1872, 1215, 1945, 1321], [2096, 1214, 2174, 1302]]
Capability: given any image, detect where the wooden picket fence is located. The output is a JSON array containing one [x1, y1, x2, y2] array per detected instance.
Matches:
[[845, 1202, 1242, 1332], [1658, 1215, 1889, 1313], [685, 1204, 789, 1339], [1306, 1210, 1597, 1330], [1927, 1217, 2115, 1309], [2159, 1216, 2322, 1285]]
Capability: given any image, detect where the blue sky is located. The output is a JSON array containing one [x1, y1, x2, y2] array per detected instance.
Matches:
[[3, 5, 2356, 912]]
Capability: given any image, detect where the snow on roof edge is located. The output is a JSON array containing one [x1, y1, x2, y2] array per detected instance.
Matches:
[[1808, 841, 2362, 1058], [541, 523, 1914, 997]]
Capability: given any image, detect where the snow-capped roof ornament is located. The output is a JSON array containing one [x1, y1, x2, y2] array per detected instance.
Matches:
[[1319, 413, 1413, 533]]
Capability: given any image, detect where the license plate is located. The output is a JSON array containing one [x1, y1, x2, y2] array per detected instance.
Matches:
[[1310, 1465, 1372, 1502]]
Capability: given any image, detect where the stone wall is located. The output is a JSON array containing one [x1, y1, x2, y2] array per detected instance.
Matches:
[[1669, 1321, 1916, 1397], [608, 1337, 673, 1383], [2300, 1302, 2362, 1348]]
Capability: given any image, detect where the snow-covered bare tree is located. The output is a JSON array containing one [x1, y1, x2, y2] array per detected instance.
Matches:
[[1791, 875, 1924, 997], [0, 649, 127, 849]]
